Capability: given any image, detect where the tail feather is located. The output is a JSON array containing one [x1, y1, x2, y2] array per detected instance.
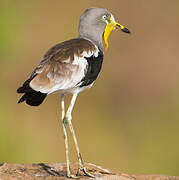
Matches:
[[17, 76, 47, 106], [18, 91, 47, 106]]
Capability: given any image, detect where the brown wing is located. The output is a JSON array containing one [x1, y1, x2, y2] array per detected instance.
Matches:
[[17, 38, 98, 106], [29, 38, 98, 93], [43, 38, 97, 62]]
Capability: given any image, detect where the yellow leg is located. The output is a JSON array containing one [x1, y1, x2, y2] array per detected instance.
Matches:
[[61, 94, 77, 178], [66, 93, 94, 178]]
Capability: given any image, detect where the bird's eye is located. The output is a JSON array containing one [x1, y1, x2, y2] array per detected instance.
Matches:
[[102, 15, 107, 20]]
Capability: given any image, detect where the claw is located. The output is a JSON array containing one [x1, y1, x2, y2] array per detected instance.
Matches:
[[67, 173, 79, 179], [77, 167, 94, 178], [66, 168, 79, 179]]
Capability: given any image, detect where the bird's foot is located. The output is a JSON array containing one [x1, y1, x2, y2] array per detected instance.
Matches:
[[67, 172, 79, 179], [66, 168, 79, 179], [77, 166, 94, 178]]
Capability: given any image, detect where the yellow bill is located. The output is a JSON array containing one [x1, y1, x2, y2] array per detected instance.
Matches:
[[103, 21, 130, 51]]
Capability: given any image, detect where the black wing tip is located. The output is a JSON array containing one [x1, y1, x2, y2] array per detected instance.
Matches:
[[18, 99, 23, 104], [17, 87, 24, 93], [17, 94, 26, 104], [17, 91, 47, 106], [17, 75, 46, 106]]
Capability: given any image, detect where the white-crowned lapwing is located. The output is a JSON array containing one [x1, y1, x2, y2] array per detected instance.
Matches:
[[17, 7, 130, 178]]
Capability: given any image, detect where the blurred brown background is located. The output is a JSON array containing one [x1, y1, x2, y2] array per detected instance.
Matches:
[[0, 0, 179, 176]]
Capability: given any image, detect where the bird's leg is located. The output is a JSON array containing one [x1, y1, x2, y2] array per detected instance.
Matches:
[[61, 94, 77, 178], [66, 93, 94, 178]]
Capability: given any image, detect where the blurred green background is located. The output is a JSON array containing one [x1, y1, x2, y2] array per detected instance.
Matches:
[[0, 0, 179, 176]]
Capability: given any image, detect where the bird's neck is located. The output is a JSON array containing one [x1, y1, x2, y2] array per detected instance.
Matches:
[[78, 30, 104, 52]]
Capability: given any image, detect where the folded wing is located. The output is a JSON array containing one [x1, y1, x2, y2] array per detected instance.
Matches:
[[17, 38, 99, 106]]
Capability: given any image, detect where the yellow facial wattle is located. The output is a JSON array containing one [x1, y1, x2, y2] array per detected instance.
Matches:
[[103, 22, 116, 51], [103, 20, 130, 51]]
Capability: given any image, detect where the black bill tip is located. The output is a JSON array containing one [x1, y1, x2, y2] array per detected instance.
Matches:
[[121, 27, 131, 34]]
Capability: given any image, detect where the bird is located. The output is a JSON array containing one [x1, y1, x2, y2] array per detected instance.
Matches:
[[17, 7, 130, 178]]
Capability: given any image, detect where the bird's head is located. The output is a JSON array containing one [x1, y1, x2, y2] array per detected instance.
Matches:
[[78, 8, 130, 51]]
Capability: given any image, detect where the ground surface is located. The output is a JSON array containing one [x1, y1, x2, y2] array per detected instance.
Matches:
[[0, 163, 178, 180]]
